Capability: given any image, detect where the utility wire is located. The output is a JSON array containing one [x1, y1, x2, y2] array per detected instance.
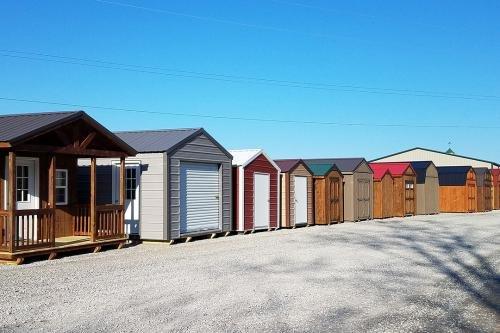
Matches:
[[1, 50, 498, 101], [1, 96, 499, 129]]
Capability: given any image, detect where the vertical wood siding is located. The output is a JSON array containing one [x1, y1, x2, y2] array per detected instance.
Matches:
[[168, 134, 231, 239], [313, 169, 344, 224], [439, 170, 477, 213], [289, 164, 313, 226], [373, 173, 394, 219], [243, 154, 279, 230]]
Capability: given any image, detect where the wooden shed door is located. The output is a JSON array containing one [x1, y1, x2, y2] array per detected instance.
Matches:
[[404, 180, 415, 215], [467, 183, 476, 212], [329, 178, 340, 222], [357, 179, 370, 220]]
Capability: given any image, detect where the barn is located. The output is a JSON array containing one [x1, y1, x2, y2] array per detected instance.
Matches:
[[373, 147, 499, 169], [304, 158, 373, 222], [474, 168, 492, 212], [492, 169, 500, 210], [275, 159, 314, 228], [305, 163, 344, 225], [370, 164, 394, 219], [230, 149, 280, 232], [81, 128, 233, 242], [410, 161, 440, 215], [437, 166, 477, 213], [370, 163, 416, 217]]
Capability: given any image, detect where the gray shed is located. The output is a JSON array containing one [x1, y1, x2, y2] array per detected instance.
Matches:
[[80, 128, 232, 241], [410, 161, 439, 215], [303, 158, 373, 222]]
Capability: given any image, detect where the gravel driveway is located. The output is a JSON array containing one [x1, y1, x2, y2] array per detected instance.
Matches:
[[1, 212, 499, 332]]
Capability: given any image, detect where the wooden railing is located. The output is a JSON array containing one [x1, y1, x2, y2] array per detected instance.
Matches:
[[14, 209, 55, 250], [96, 204, 124, 240], [0, 211, 10, 251], [74, 204, 91, 236]]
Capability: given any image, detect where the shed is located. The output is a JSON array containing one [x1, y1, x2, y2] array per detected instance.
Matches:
[[410, 161, 440, 215], [81, 128, 233, 242], [370, 164, 394, 219], [474, 168, 492, 212], [305, 163, 344, 225], [305, 158, 373, 222], [230, 149, 280, 232], [275, 159, 314, 228], [369, 163, 416, 217], [492, 169, 500, 210], [437, 166, 477, 213]]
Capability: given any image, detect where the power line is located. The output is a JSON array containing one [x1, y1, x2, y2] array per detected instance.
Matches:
[[2, 50, 499, 101], [1, 96, 499, 129]]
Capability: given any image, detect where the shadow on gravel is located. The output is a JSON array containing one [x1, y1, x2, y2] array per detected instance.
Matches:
[[305, 220, 500, 332]]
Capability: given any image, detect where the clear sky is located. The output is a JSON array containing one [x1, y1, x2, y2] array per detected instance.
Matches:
[[1, 0, 499, 161]]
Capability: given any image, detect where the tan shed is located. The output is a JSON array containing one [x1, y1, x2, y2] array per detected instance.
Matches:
[[410, 161, 440, 215], [275, 159, 314, 227], [305, 163, 344, 225]]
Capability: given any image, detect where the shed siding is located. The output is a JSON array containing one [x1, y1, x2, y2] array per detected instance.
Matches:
[[439, 170, 477, 213], [168, 133, 232, 240], [313, 169, 343, 224], [415, 164, 439, 215], [243, 154, 279, 230], [375, 148, 494, 168], [280, 173, 287, 227], [373, 173, 394, 219]]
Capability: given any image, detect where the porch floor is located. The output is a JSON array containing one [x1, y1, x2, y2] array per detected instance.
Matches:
[[0, 236, 126, 263]]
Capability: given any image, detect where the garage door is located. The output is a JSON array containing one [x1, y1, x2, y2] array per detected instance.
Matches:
[[180, 162, 220, 234]]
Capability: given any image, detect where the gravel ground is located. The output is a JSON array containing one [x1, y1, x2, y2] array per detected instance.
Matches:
[[0, 212, 499, 332]]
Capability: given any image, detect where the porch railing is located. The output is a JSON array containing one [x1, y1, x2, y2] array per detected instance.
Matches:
[[0, 209, 54, 251], [74, 205, 91, 236], [74, 204, 124, 240]]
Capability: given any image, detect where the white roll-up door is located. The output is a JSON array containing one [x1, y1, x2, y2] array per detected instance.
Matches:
[[180, 162, 220, 234]]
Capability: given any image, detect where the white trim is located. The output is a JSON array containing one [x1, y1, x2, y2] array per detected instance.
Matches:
[[111, 159, 141, 204], [253, 171, 271, 230], [55, 169, 68, 205], [229, 149, 281, 172], [5, 157, 40, 210], [238, 166, 244, 231]]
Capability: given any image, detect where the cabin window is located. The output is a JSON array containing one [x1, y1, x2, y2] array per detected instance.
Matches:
[[56, 169, 68, 205], [126, 168, 137, 200], [405, 181, 414, 189], [16, 165, 29, 202]]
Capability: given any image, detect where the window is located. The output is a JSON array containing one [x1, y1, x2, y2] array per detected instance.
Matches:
[[16, 165, 29, 202], [405, 180, 414, 189], [126, 167, 137, 200], [56, 169, 68, 205]]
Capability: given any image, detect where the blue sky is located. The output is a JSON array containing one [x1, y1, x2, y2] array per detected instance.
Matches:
[[1, 0, 499, 161]]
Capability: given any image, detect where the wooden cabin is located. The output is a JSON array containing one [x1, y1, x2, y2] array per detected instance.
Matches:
[[305, 163, 344, 225], [370, 162, 417, 217], [230, 149, 280, 232], [437, 166, 477, 213], [0, 111, 136, 264], [275, 159, 314, 228], [474, 168, 492, 212], [492, 169, 500, 210], [304, 158, 373, 222], [410, 161, 440, 215], [370, 164, 394, 219], [80, 128, 233, 242]]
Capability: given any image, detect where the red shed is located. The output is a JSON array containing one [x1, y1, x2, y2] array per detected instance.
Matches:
[[230, 149, 280, 232]]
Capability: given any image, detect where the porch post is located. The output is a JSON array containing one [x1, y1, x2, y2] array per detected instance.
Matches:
[[90, 157, 97, 242], [119, 157, 125, 236], [48, 155, 56, 247], [7, 152, 16, 253]]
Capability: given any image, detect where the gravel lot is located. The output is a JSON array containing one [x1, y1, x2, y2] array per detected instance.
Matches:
[[1, 212, 499, 332]]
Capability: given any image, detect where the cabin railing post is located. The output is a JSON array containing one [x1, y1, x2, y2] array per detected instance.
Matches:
[[48, 154, 56, 247], [8, 152, 16, 253], [119, 157, 125, 237], [90, 157, 97, 242]]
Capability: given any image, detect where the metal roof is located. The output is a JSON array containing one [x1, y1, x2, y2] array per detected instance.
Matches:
[[369, 162, 413, 177], [229, 149, 280, 171], [437, 166, 473, 186], [410, 161, 433, 184], [274, 159, 301, 173], [115, 128, 200, 153], [303, 158, 368, 173], [373, 147, 499, 167], [0, 111, 81, 142], [304, 162, 340, 176], [369, 163, 393, 181]]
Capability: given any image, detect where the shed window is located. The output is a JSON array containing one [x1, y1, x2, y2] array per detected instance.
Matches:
[[126, 168, 137, 200], [56, 169, 68, 205], [16, 165, 29, 202], [405, 181, 414, 189]]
